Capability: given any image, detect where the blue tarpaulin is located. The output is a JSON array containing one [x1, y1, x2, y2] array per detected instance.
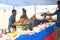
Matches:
[[35, 20, 48, 25]]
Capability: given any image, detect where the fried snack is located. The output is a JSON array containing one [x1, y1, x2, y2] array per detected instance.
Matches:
[[23, 20, 27, 25], [22, 26, 26, 30], [13, 20, 20, 26], [49, 16, 52, 20], [31, 15, 37, 20], [13, 18, 28, 26]]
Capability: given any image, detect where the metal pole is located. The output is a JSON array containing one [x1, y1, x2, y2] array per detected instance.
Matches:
[[31, 0, 36, 26], [31, 0, 36, 17], [34, 5, 36, 17]]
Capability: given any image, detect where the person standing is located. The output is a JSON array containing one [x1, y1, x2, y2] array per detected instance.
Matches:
[[20, 8, 28, 19], [41, 1, 60, 40], [8, 9, 17, 32]]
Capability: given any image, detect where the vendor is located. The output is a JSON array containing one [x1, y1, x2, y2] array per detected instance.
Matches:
[[8, 9, 17, 32], [20, 8, 28, 19], [41, 1, 60, 40]]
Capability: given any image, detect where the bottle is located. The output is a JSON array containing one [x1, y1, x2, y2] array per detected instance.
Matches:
[[0, 29, 2, 38], [2, 29, 7, 34]]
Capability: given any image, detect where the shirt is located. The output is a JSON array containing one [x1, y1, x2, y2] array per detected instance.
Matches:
[[55, 9, 60, 27], [8, 15, 16, 27], [20, 15, 28, 19]]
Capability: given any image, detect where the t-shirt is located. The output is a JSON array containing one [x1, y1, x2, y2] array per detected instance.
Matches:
[[8, 15, 16, 27], [20, 15, 28, 19], [55, 9, 60, 27]]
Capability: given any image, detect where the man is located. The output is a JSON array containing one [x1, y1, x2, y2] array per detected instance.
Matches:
[[8, 9, 16, 32], [41, 1, 60, 40]]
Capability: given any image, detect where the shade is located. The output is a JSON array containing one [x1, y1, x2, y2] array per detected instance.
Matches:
[[0, 0, 58, 7]]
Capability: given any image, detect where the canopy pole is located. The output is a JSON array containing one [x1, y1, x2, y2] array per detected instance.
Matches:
[[34, 5, 36, 17], [31, 0, 36, 17]]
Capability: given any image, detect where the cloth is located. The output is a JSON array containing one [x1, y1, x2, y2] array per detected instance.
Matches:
[[44, 32, 55, 40], [8, 15, 16, 32], [55, 27, 60, 40], [55, 9, 60, 27], [16, 23, 56, 40], [20, 15, 28, 19], [35, 20, 48, 25]]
